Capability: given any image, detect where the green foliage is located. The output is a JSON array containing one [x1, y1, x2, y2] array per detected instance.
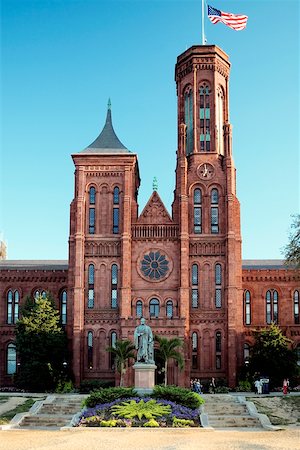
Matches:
[[172, 417, 194, 427], [15, 294, 69, 392], [151, 385, 204, 409], [0, 398, 36, 424], [100, 419, 117, 427], [84, 387, 136, 408], [111, 399, 171, 420], [249, 324, 299, 387], [79, 379, 114, 393], [284, 214, 300, 268], [55, 379, 74, 393], [155, 336, 184, 386], [143, 418, 160, 427], [235, 380, 252, 392], [106, 339, 135, 386], [214, 386, 230, 394]]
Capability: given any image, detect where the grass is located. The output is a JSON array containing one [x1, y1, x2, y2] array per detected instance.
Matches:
[[0, 398, 36, 425], [0, 397, 9, 404]]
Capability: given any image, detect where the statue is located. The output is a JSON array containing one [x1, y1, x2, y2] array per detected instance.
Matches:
[[134, 318, 155, 364]]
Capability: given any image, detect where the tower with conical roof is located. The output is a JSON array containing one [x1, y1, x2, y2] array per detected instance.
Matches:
[[68, 102, 140, 385]]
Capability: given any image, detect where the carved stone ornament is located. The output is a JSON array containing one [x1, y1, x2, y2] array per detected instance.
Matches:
[[137, 249, 173, 282]]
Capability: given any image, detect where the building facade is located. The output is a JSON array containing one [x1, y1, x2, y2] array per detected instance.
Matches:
[[0, 45, 299, 388]]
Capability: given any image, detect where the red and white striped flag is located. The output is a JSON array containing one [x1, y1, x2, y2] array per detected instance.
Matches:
[[207, 5, 248, 31]]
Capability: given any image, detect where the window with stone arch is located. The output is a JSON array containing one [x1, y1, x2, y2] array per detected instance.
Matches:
[[217, 86, 225, 155], [215, 263, 222, 308], [88, 186, 96, 234], [34, 290, 47, 300], [266, 289, 279, 324], [193, 188, 202, 234], [110, 331, 117, 369], [199, 83, 211, 151], [184, 87, 194, 155], [244, 290, 251, 325], [166, 300, 173, 318], [243, 343, 250, 362], [211, 188, 219, 234], [61, 290, 67, 325], [88, 264, 95, 309], [149, 298, 160, 318], [136, 300, 143, 318], [191, 263, 199, 308], [113, 186, 120, 234], [192, 332, 198, 369], [7, 343, 16, 375], [7, 289, 19, 325], [294, 290, 299, 324], [87, 331, 93, 369], [89, 186, 96, 205], [111, 264, 118, 309], [215, 331, 222, 369]]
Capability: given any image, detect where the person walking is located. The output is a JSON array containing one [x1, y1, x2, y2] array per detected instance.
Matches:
[[283, 378, 288, 395], [211, 377, 216, 394]]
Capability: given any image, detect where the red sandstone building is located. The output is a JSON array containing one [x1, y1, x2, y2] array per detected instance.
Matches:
[[1, 45, 299, 388]]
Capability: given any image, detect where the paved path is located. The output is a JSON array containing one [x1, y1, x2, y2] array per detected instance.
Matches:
[[0, 397, 28, 415], [0, 428, 299, 450]]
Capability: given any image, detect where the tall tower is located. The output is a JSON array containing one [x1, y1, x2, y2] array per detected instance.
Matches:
[[68, 102, 140, 385], [173, 46, 242, 386]]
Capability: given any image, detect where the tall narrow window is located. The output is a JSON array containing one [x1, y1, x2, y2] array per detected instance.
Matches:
[[211, 188, 219, 234], [215, 331, 221, 369], [244, 343, 250, 362], [89, 208, 95, 234], [61, 290, 67, 325], [184, 89, 194, 155], [136, 300, 143, 318], [87, 332, 93, 369], [215, 264, 222, 308], [191, 263, 199, 308], [266, 290, 279, 324], [7, 343, 17, 375], [34, 290, 46, 300], [149, 298, 160, 318], [294, 290, 299, 324], [89, 186, 96, 205], [217, 87, 224, 155], [88, 264, 95, 308], [7, 290, 20, 324], [110, 332, 117, 369], [111, 264, 118, 308], [166, 300, 173, 318], [113, 187, 120, 234], [193, 189, 202, 234], [192, 332, 198, 369], [14, 290, 19, 323], [199, 85, 211, 151], [244, 290, 251, 325]]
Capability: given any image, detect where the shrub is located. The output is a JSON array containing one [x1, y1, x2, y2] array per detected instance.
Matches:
[[151, 385, 204, 409], [79, 379, 114, 394], [84, 387, 137, 408], [111, 399, 171, 420], [172, 417, 194, 427], [55, 379, 74, 393], [235, 380, 252, 392], [215, 386, 230, 394], [143, 419, 160, 427]]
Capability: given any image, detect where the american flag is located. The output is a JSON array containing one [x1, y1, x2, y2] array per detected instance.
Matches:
[[207, 5, 248, 31]]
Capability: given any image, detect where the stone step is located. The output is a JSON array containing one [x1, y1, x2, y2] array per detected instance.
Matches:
[[204, 406, 247, 415], [20, 415, 71, 428], [208, 415, 261, 428], [39, 405, 80, 414]]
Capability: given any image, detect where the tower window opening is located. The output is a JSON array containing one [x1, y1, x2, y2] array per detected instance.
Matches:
[[89, 186, 96, 205], [192, 332, 198, 369], [61, 290, 67, 325], [111, 264, 118, 309], [266, 290, 279, 324], [215, 264, 222, 308], [88, 264, 95, 308], [136, 300, 143, 318], [294, 290, 299, 324], [87, 331, 93, 369], [166, 300, 173, 318], [149, 298, 160, 318], [89, 208, 95, 234], [199, 85, 211, 152], [184, 89, 194, 155], [191, 263, 199, 308], [211, 189, 219, 234], [193, 189, 202, 234], [215, 331, 222, 369], [244, 290, 251, 325]]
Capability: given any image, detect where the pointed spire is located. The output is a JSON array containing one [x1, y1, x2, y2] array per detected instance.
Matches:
[[80, 100, 131, 154], [153, 177, 158, 191]]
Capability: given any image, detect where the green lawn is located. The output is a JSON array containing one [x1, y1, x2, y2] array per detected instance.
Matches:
[[0, 396, 9, 404], [0, 398, 36, 425]]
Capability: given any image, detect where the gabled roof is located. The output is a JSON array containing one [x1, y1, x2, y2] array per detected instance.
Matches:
[[137, 191, 173, 224], [79, 100, 131, 154]]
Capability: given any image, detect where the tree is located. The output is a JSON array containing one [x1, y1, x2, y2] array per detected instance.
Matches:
[[249, 323, 299, 388], [106, 339, 135, 387], [155, 336, 184, 386], [15, 294, 68, 391], [284, 214, 300, 268]]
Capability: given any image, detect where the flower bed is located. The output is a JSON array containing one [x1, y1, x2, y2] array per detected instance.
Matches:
[[77, 396, 201, 428]]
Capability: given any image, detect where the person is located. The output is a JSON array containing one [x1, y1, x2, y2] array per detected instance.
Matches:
[[254, 379, 262, 394], [134, 318, 154, 364], [190, 378, 194, 391], [211, 377, 216, 394], [283, 378, 288, 395]]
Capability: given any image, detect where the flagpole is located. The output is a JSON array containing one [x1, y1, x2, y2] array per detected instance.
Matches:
[[201, 0, 205, 45]]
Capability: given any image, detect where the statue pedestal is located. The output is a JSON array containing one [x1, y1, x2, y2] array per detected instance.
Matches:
[[133, 363, 157, 395]]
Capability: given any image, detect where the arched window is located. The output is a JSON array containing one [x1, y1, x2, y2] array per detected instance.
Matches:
[[211, 188, 219, 234], [215, 264, 222, 308], [61, 290, 67, 325], [110, 331, 117, 369], [88, 264, 95, 308], [184, 89, 194, 155], [7, 343, 16, 375], [192, 332, 198, 369], [136, 300, 143, 318], [166, 300, 173, 318], [294, 290, 299, 324], [244, 290, 251, 325], [215, 331, 222, 369], [266, 290, 279, 324], [34, 290, 46, 301], [8, 290, 20, 324], [7, 290, 13, 324], [193, 189, 202, 234], [111, 264, 118, 308], [243, 343, 250, 362], [199, 84, 211, 151], [89, 186, 96, 205], [111, 331, 117, 349], [191, 263, 199, 308], [113, 187, 120, 234], [217, 87, 224, 155], [149, 298, 160, 318], [87, 332, 93, 369]]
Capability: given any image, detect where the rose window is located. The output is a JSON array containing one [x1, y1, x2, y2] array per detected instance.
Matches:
[[140, 251, 169, 280]]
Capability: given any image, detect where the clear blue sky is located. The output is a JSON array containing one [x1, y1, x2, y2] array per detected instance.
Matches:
[[0, 0, 299, 260]]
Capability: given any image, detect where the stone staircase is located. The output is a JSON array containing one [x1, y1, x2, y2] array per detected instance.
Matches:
[[202, 395, 262, 429], [18, 395, 85, 429]]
